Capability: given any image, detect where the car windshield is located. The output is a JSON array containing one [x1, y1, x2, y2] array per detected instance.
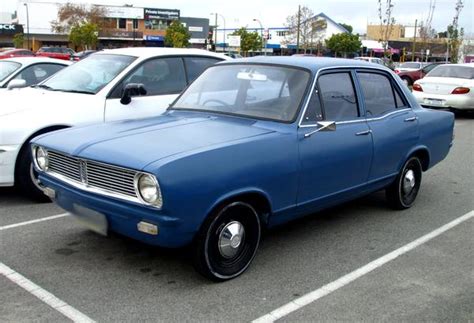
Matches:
[[427, 65, 474, 79], [41, 54, 136, 94], [172, 64, 311, 122], [399, 62, 421, 69], [0, 61, 21, 82]]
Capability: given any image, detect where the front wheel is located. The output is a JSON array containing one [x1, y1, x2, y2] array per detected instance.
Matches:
[[386, 157, 422, 209], [192, 202, 261, 281], [16, 146, 50, 202]]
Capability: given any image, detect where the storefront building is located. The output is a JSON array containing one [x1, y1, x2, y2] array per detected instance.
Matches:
[[0, 24, 23, 48]]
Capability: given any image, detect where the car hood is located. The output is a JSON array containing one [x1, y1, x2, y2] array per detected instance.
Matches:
[[34, 112, 276, 171], [0, 87, 97, 117]]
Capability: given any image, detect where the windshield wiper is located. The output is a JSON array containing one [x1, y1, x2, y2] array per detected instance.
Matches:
[[34, 84, 57, 91], [59, 89, 95, 95]]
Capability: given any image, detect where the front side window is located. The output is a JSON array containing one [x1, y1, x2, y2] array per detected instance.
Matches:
[[318, 72, 359, 121], [357, 72, 398, 116], [42, 54, 136, 94], [184, 57, 222, 84], [12, 63, 65, 86], [172, 64, 311, 122], [0, 61, 21, 82], [116, 57, 187, 96], [301, 88, 323, 125]]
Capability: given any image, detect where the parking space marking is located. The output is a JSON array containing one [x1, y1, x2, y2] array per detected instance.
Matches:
[[253, 210, 474, 323], [0, 213, 69, 231], [0, 262, 95, 322]]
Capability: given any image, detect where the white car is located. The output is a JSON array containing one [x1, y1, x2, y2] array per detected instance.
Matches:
[[412, 63, 474, 112], [354, 57, 384, 65], [395, 61, 426, 72], [0, 57, 71, 90], [0, 47, 229, 201]]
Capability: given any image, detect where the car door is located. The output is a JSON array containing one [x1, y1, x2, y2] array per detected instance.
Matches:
[[355, 70, 419, 181], [297, 70, 373, 210], [104, 56, 188, 122], [104, 56, 222, 122]]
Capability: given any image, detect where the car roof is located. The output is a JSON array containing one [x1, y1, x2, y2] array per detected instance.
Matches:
[[218, 56, 384, 74], [1, 57, 72, 65], [96, 47, 229, 60]]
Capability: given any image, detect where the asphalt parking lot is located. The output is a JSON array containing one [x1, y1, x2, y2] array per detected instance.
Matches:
[[1, 116, 473, 322]]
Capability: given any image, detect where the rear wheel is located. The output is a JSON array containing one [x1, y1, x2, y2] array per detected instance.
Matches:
[[192, 201, 261, 281], [401, 76, 412, 86], [16, 146, 50, 202], [386, 157, 422, 209]]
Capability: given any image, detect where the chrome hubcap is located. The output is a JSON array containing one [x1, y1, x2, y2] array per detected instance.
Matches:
[[218, 221, 245, 259], [403, 169, 416, 194]]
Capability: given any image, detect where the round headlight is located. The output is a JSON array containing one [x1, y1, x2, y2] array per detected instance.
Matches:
[[35, 146, 49, 171], [136, 174, 162, 207]]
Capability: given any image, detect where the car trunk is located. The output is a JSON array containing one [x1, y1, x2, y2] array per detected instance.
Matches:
[[420, 77, 467, 95]]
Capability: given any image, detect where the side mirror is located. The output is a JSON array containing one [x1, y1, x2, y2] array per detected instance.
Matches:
[[120, 83, 147, 105], [7, 79, 27, 90], [304, 121, 336, 138]]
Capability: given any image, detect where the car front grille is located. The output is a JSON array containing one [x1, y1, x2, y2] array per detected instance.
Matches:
[[47, 150, 137, 198]]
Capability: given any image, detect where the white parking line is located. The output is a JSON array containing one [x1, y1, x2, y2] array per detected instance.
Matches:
[[0, 262, 95, 322], [0, 213, 69, 231], [253, 210, 474, 323]]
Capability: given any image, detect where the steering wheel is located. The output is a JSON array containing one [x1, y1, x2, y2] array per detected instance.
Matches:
[[202, 99, 230, 107]]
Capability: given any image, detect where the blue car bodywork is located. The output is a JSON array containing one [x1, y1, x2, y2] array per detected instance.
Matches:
[[32, 57, 455, 251]]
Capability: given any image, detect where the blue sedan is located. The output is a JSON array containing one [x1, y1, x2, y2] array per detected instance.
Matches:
[[31, 57, 455, 281]]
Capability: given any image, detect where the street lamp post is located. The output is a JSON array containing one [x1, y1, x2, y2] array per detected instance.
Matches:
[[253, 18, 265, 56], [210, 13, 226, 53], [24, 3, 30, 50]]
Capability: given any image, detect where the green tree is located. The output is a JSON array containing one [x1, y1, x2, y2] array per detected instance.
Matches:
[[231, 28, 261, 56], [12, 33, 24, 48], [325, 33, 362, 57], [69, 23, 98, 50], [165, 21, 191, 48], [339, 23, 353, 34]]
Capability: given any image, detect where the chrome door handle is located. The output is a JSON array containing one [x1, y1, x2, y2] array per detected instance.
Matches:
[[404, 116, 418, 122], [355, 130, 372, 136]]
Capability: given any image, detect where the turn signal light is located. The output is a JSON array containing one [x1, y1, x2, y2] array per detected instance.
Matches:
[[451, 87, 470, 94], [395, 69, 400, 74], [412, 83, 423, 92]]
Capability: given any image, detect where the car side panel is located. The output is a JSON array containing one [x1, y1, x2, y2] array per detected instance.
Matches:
[[414, 108, 454, 169]]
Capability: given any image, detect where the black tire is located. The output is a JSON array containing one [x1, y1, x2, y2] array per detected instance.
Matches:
[[15, 145, 50, 203], [386, 157, 422, 210], [401, 76, 412, 86], [192, 201, 261, 281]]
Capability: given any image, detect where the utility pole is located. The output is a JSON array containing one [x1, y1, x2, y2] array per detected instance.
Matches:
[[214, 13, 218, 52], [411, 19, 417, 61], [24, 3, 30, 50], [296, 5, 301, 54]]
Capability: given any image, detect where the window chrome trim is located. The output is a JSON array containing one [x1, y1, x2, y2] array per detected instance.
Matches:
[[298, 65, 412, 128]]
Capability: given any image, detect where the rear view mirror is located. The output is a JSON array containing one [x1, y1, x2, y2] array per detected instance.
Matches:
[[120, 83, 147, 105], [304, 121, 336, 138], [7, 79, 27, 90]]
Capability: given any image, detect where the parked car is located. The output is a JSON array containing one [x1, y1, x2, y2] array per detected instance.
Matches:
[[31, 57, 455, 281], [395, 61, 427, 73], [35, 47, 75, 60], [0, 48, 229, 201], [71, 50, 98, 62], [412, 63, 474, 112], [354, 56, 384, 66], [0, 48, 35, 59], [396, 62, 443, 86], [224, 52, 243, 59], [0, 57, 71, 90]]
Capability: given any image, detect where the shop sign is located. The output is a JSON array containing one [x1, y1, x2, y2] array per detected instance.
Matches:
[[0, 24, 23, 35], [144, 8, 180, 20]]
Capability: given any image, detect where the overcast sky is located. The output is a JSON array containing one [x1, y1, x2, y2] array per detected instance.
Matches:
[[1, 0, 472, 35]]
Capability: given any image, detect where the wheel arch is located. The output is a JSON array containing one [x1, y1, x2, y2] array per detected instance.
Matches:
[[204, 189, 273, 229], [406, 146, 431, 171], [14, 125, 71, 180]]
